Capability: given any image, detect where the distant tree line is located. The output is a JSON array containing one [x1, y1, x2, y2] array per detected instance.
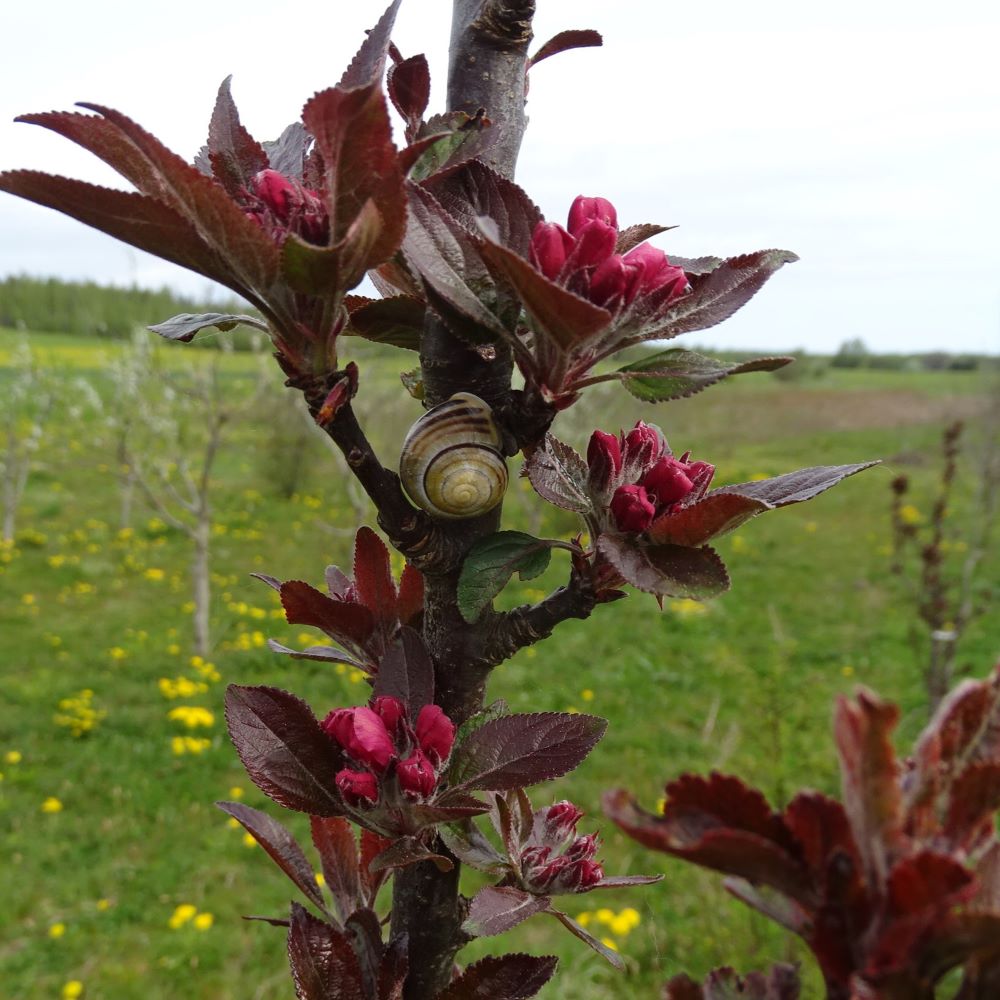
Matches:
[[831, 336, 987, 372], [0, 274, 253, 345]]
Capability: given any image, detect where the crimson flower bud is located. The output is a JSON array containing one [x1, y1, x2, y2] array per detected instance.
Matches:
[[610, 484, 655, 533], [251, 169, 300, 221], [395, 750, 437, 798], [587, 430, 622, 491], [624, 243, 689, 301], [623, 421, 663, 465], [577, 859, 605, 889], [641, 458, 695, 507], [567, 195, 618, 236], [530, 222, 574, 280], [324, 706, 394, 771], [336, 768, 378, 806], [564, 832, 599, 862], [684, 460, 716, 492], [415, 704, 455, 764], [539, 800, 584, 847], [571, 218, 617, 272], [589, 254, 627, 307], [371, 695, 406, 736]]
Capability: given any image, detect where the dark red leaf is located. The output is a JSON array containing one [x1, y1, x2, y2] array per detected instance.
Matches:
[[310, 816, 360, 925], [206, 76, 268, 196], [395, 564, 424, 628], [224, 685, 345, 816], [639, 249, 798, 341], [346, 295, 424, 351], [597, 535, 731, 600], [886, 851, 975, 918], [345, 908, 384, 999], [713, 463, 881, 509], [371, 627, 435, 715], [218, 801, 329, 914], [368, 836, 453, 874], [615, 223, 672, 255], [834, 690, 904, 888], [404, 797, 491, 829], [353, 526, 397, 628], [287, 903, 365, 1000], [477, 226, 611, 352], [376, 932, 409, 1000], [647, 494, 771, 547], [463, 886, 549, 938], [448, 712, 607, 791], [529, 29, 603, 67], [436, 953, 558, 1000], [359, 829, 395, 904], [302, 84, 405, 265], [782, 791, 857, 880], [590, 874, 663, 889], [387, 54, 431, 128], [524, 435, 591, 514], [338, 0, 402, 89], [280, 580, 374, 647], [664, 975, 705, 1000], [944, 763, 1000, 850]]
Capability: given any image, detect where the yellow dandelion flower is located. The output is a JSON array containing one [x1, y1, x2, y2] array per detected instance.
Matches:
[[96, 899, 112, 912], [5, 750, 22, 765], [42, 797, 63, 813], [21, 593, 36, 605], [229, 786, 244, 799], [594, 908, 615, 926], [315, 872, 326, 886], [750, 472, 769, 481], [168, 903, 197, 929], [49, 922, 66, 939], [601, 937, 619, 951], [899, 504, 922, 526], [580, 689, 594, 702], [167, 706, 215, 729], [668, 598, 708, 619], [226, 817, 240, 829], [842, 665, 855, 678], [61, 982, 84, 1000], [193, 912, 214, 930], [47, 554, 66, 569], [576, 911, 592, 927], [108, 647, 127, 661], [243, 832, 257, 848], [143, 567, 165, 582]]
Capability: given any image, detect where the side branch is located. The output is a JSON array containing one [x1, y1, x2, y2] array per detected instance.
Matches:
[[483, 563, 601, 664]]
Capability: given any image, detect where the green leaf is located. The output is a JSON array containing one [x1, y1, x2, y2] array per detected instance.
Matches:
[[613, 349, 793, 402], [457, 531, 554, 623]]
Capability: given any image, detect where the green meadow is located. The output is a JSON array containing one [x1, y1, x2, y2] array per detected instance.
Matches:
[[1, 327, 997, 998]]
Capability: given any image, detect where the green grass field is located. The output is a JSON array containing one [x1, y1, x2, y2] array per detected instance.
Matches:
[[1, 327, 997, 999]]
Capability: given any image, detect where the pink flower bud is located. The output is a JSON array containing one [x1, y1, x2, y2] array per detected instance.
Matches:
[[610, 484, 655, 533], [251, 169, 300, 221], [336, 768, 378, 806], [577, 859, 605, 889], [567, 196, 618, 236], [371, 696, 407, 736], [324, 706, 394, 771], [539, 800, 584, 847], [530, 222, 574, 280], [641, 458, 695, 507], [564, 832, 599, 862], [415, 704, 456, 764], [684, 460, 716, 496], [587, 430, 622, 491], [571, 218, 617, 271], [589, 254, 627, 307], [395, 750, 437, 798], [623, 422, 663, 465], [624, 243, 689, 300]]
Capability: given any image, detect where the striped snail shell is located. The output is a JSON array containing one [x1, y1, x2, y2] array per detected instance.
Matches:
[[399, 392, 508, 519]]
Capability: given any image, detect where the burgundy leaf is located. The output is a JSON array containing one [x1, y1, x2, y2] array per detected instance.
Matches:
[[396, 564, 424, 627], [359, 830, 395, 905], [834, 689, 904, 887], [206, 76, 268, 196], [615, 223, 672, 255], [75, 103, 280, 291], [477, 226, 611, 352], [310, 816, 361, 925], [148, 311, 267, 343], [376, 932, 409, 1000], [346, 295, 424, 350], [436, 953, 558, 1000], [610, 349, 793, 403], [463, 886, 549, 937], [703, 965, 802, 999], [639, 249, 798, 341], [368, 836, 454, 874], [647, 494, 772, 547], [353, 526, 398, 628], [346, 908, 385, 999], [404, 797, 491, 829], [218, 800, 329, 914], [603, 781, 814, 906], [338, 0, 403, 89], [287, 902, 365, 1000], [401, 182, 508, 340], [423, 160, 542, 259], [448, 712, 607, 791], [224, 685, 345, 816], [715, 462, 881, 509], [944, 762, 1000, 850], [524, 435, 592, 514], [529, 29, 603, 67], [664, 975, 705, 1000], [280, 579, 374, 647], [387, 54, 431, 129], [303, 83, 405, 265], [371, 627, 435, 715], [886, 851, 975, 918], [590, 874, 663, 889], [0, 172, 248, 299], [546, 908, 625, 970], [597, 535, 731, 600], [782, 791, 857, 881]]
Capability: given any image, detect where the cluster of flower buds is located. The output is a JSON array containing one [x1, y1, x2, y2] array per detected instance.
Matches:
[[244, 168, 329, 246], [518, 801, 604, 894], [529, 195, 689, 312], [588, 422, 715, 534], [321, 696, 455, 806]]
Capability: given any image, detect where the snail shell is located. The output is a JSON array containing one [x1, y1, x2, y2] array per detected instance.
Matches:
[[399, 392, 508, 519]]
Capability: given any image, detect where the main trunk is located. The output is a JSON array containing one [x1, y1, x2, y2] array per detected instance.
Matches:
[[390, 4, 534, 996]]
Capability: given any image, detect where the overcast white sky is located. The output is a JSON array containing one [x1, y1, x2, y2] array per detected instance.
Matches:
[[1, 0, 998, 354]]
